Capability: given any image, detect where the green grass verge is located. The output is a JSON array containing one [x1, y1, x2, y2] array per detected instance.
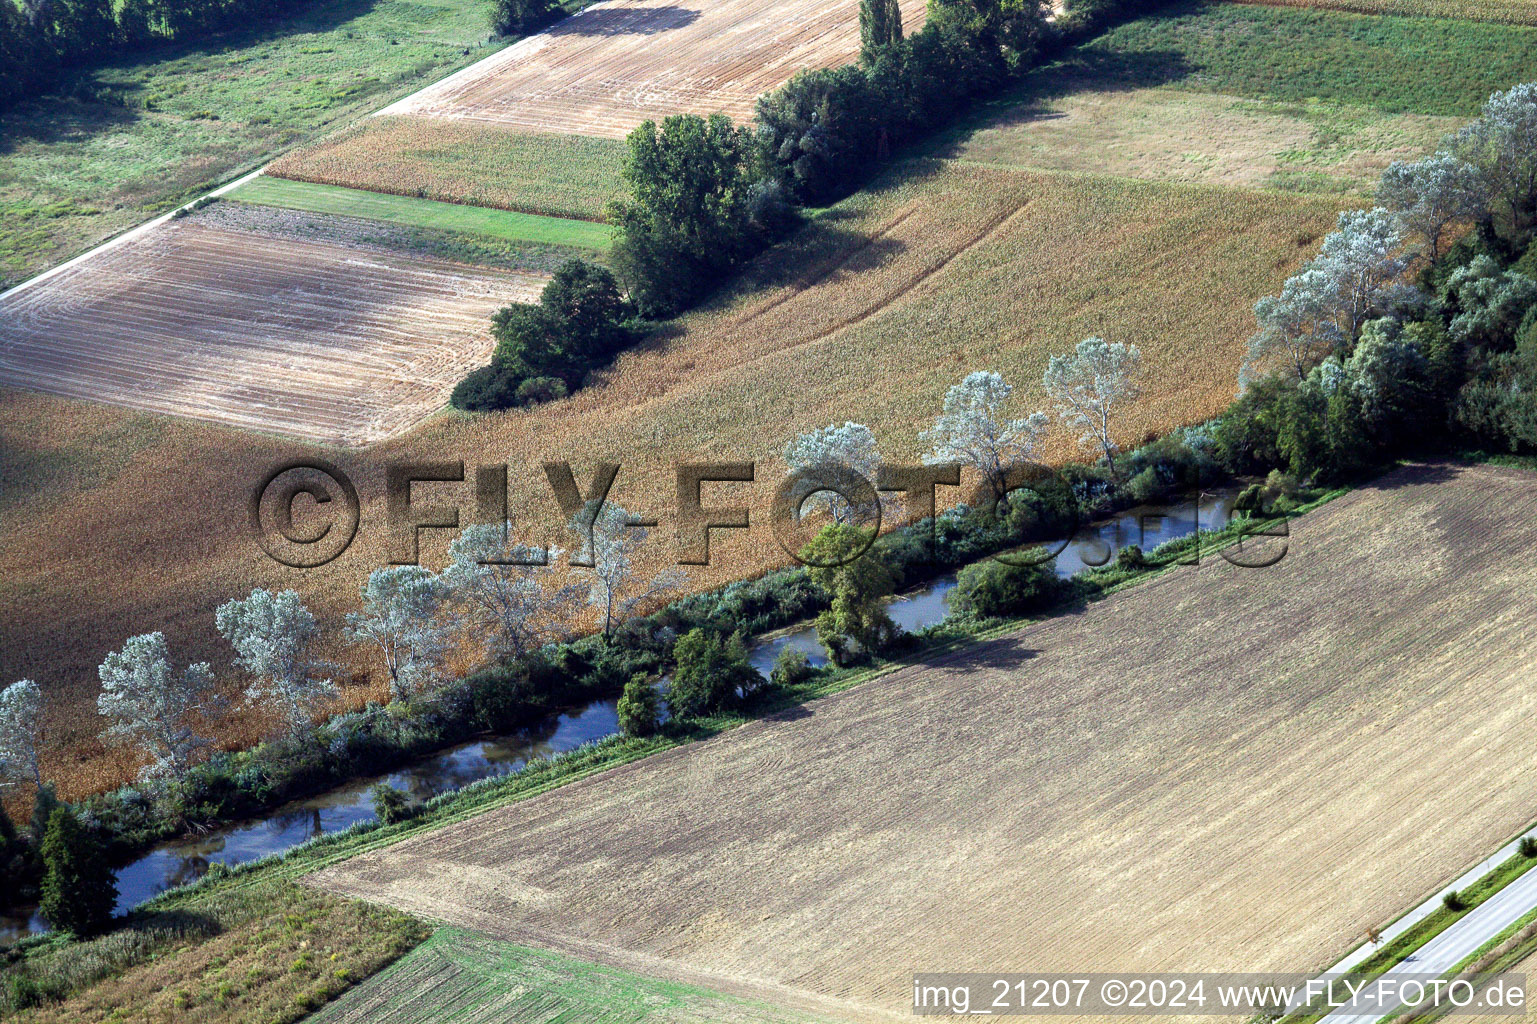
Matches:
[[225, 177, 614, 250], [308, 927, 837, 1024], [1083, 0, 1537, 116]]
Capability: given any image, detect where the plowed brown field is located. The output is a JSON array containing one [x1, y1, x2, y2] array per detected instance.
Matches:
[[0, 224, 545, 446], [373, 0, 928, 137], [308, 461, 1537, 1021]]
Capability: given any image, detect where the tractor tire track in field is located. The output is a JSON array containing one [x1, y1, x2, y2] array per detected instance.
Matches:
[[775, 197, 1038, 355], [617, 194, 1034, 412]]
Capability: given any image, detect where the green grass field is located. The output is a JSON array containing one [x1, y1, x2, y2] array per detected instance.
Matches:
[[1085, 0, 1537, 116], [309, 929, 836, 1024], [226, 176, 614, 249], [268, 116, 627, 221], [0, 0, 569, 290], [1226, 0, 1537, 28]]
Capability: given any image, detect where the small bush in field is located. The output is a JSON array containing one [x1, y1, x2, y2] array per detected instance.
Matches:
[[951, 552, 1059, 620], [369, 783, 412, 825], [616, 674, 662, 738], [769, 647, 815, 688]]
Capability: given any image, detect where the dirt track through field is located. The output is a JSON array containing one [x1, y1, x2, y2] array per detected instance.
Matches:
[[308, 462, 1537, 1021], [0, 223, 544, 445], [375, 0, 928, 136]]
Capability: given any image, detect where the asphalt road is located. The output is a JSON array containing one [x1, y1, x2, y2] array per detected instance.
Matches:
[[1317, 860, 1537, 1023]]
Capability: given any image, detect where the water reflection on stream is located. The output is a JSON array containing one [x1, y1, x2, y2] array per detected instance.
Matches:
[[0, 486, 1236, 944]]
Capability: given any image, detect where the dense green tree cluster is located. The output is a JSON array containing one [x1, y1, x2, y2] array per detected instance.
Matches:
[[38, 807, 116, 937], [492, 0, 560, 35], [667, 628, 760, 718], [801, 524, 901, 665], [1218, 84, 1537, 482], [452, 259, 634, 412], [951, 551, 1060, 620], [755, 0, 1050, 206], [616, 673, 662, 737], [603, 0, 1057, 315], [608, 114, 790, 316], [859, 0, 903, 61]]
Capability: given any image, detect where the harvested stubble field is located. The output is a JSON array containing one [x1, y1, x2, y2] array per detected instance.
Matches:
[[307, 462, 1537, 1021], [1224, 0, 1537, 26], [268, 117, 626, 221], [312, 928, 839, 1024], [0, 161, 1347, 797], [0, 222, 546, 446], [371, 0, 929, 136]]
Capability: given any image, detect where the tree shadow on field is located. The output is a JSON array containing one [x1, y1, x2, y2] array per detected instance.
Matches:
[[937, 639, 1040, 675], [761, 701, 814, 724], [556, 5, 700, 36], [0, 97, 143, 155], [125, 907, 224, 941], [722, 217, 910, 302], [925, 47, 1198, 158], [1359, 461, 1461, 492]]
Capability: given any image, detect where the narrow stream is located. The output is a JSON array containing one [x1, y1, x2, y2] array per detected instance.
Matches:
[[0, 485, 1236, 944]]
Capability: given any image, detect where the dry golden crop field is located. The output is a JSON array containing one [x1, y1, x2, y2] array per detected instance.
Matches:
[[0, 224, 546, 446], [1224, 0, 1537, 25], [0, 163, 1348, 797], [269, 117, 627, 221], [307, 461, 1537, 1021], [372, 0, 928, 136]]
